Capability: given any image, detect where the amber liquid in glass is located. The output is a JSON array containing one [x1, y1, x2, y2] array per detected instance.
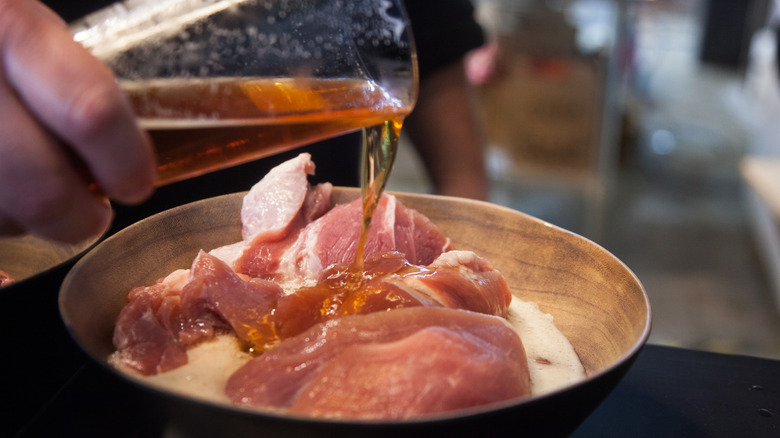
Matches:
[[122, 77, 411, 186]]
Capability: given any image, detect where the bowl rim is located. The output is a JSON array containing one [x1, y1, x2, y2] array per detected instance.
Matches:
[[1, 231, 103, 292]]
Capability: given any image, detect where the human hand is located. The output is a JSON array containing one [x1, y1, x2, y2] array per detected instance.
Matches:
[[0, 0, 156, 243]]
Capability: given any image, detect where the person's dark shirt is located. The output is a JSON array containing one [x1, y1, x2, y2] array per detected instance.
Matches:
[[403, 1, 484, 81]]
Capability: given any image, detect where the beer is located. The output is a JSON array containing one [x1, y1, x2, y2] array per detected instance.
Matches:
[[122, 77, 412, 186], [353, 119, 401, 270]]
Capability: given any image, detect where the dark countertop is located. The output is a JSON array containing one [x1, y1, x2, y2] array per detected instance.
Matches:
[[572, 344, 779, 438]]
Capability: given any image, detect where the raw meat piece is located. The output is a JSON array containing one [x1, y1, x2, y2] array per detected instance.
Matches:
[[113, 281, 188, 375], [235, 153, 450, 285], [0, 269, 13, 287], [267, 252, 440, 342], [244, 193, 453, 286], [392, 197, 457, 267], [238, 183, 333, 281], [225, 307, 531, 419], [270, 194, 397, 283], [210, 171, 332, 270], [113, 252, 283, 374], [240, 152, 315, 242], [265, 250, 510, 342], [179, 251, 283, 347], [397, 250, 512, 317]]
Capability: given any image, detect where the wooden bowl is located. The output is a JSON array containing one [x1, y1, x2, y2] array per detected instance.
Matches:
[[59, 188, 650, 437], [0, 233, 99, 287]]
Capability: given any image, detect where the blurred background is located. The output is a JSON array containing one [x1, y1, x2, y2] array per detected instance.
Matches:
[[388, 0, 780, 359]]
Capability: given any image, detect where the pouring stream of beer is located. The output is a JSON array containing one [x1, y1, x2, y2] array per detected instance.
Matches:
[[352, 119, 401, 272]]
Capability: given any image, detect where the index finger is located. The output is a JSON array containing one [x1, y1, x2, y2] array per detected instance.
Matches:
[[0, 0, 156, 204]]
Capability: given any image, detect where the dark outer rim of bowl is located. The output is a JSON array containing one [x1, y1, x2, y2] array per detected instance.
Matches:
[[1, 232, 103, 292]]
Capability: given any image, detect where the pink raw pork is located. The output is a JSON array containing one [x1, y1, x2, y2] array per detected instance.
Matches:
[[240, 153, 331, 243], [226, 307, 531, 419], [113, 252, 283, 375], [396, 250, 512, 317], [238, 192, 453, 285], [268, 250, 512, 342], [0, 269, 13, 287]]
